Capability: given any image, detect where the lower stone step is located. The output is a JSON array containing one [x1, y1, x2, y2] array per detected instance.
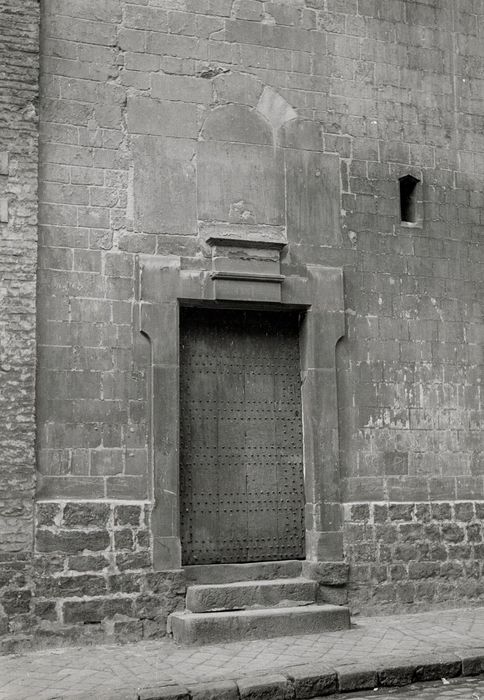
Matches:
[[186, 578, 318, 613], [168, 603, 350, 645]]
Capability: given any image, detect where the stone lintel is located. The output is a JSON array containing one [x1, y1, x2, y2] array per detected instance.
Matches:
[[206, 235, 287, 251]]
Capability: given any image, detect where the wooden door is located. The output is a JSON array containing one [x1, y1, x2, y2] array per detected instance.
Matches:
[[179, 308, 305, 565]]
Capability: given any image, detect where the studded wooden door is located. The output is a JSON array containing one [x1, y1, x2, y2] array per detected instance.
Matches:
[[179, 308, 305, 565]]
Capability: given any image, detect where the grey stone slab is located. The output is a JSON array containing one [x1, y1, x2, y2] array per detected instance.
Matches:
[[197, 141, 284, 226], [201, 104, 272, 145], [301, 561, 348, 586], [0, 197, 8, 223], [284, 663, 337, 698], [132, 135, 197, 235], [140, 304, 178, 365], [257, 86, 297, 132], [285, 150, 341, 247], [127, 96, 198, 139], [213, 277, 281, 303], [333, 663, 378, 692], [0, 150, 8, 175], [278, 119, 323, 151], [139, 685, 189, 700], [184, 561, 303, 584], [213, 72, 263, 107], [412, 652, 462, 682], [187, 680, 239, 700], [237, 673, 291, 700], [186, 578, 317, 613], [199, 222, 286, 248], [69, 690, 135, 700], [299, 311, 345, 370], [169, 604, 350, 645], [306, 264, 344, 313], [455, 647, 484, 675]]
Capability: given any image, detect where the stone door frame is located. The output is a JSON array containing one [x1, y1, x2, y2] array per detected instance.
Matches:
[[138, 254, 345, 571]]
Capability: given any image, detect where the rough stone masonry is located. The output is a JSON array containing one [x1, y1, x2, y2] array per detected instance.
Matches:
[[1, 0, 484, 650]]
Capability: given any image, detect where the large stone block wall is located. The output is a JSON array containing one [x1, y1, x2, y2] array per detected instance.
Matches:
[[0, 500, 185, 653], [24, 0, 484, 639], [346, 501, 484, 616], [33, 502, 184, 647], [0, 0, 39, 641], [37, 0, 484, 496]]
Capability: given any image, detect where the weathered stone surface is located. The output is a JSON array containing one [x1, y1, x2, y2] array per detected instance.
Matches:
[[184, 561, 302, 585], [132, 135, 197, 235], [345, 500, 484, 615], [36, 574, 107, 598], [62, 503, 110, 528], [139, 685, 189, 700], [237, 674, 291, 700], [1, 590, 32, 615], [201, 105, 272, 145], [36, 503, 60, 527], [114, 505, 143, 527], [197, 141, 285, 227], [36, 529, 110, 554], [456, 649, 484, 676], [412, 653, 461, 682], [284, 664, 337, 698], [0, 2, 39, 649], [68, 554, 108, 572], [63, 597, 134, 624], [377, 658, 419, 687], [184, 560, 302, 584], [334, 663, 378, 692], [187, 680, 239, 700], [169, 604, 350, 645], [186, 579, 317, 613], [302, 562, 348, 586], [127, 96, 198, 138], [68, 690, 135, 700], [286, 150, 341, 246]]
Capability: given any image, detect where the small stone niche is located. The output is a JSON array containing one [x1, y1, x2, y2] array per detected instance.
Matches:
[[399, 174, 422, 226]]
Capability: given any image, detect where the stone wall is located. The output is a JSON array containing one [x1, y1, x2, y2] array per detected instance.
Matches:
[[346, 501, 484, 615], [3, 0, 481, 646], [0, 0, 39, 642], [33, 501, 184, 649], [37, 1, 484, 494], [0, 500, 185, 653]]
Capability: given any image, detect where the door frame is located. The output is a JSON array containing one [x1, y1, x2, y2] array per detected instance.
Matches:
[[138, 254, 345, 571]]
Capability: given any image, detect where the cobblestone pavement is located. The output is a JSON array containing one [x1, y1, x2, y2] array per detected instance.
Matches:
[[2, 607, 484, 699], [349, 675, 484, 699]]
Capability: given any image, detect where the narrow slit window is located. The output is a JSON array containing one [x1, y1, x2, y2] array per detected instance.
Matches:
[[399, 175, 420, 223]]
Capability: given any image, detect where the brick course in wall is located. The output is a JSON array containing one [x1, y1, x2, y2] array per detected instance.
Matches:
[[2, 0, 484, 648], [0, 0, 40, 643]]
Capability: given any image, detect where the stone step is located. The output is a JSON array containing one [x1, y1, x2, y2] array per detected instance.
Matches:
[[183, 560, 303, 585], [168, 603, 350, 645], [186, 577, 318, 613]]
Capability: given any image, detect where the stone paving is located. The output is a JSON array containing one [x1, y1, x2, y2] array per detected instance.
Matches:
[[2, 607, 484, 699], [351, 676, 484, 699]]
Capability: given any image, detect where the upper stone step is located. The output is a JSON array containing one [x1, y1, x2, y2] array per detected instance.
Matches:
[[186, 577, 318, 613], [184, 560, 303, 585], [169, 603, 351, 645]]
